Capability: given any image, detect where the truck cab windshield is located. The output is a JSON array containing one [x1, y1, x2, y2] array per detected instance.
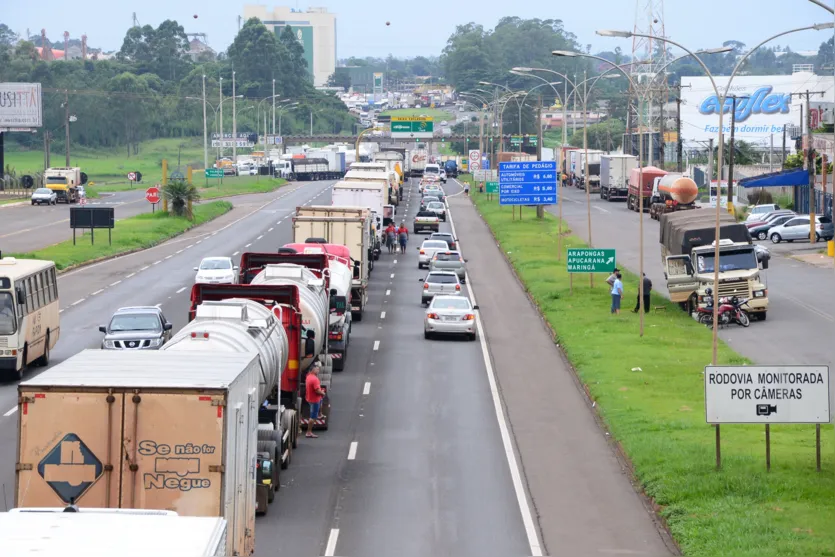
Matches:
[[0, 292, 17, 335], [695, 248, 757, 273]]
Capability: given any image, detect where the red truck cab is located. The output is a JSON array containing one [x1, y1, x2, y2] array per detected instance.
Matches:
[[627, 166, 667, 212]]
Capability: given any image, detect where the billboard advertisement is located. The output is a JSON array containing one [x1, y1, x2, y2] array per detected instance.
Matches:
[[0, 82, 43, 128], [680, 74, 833, 146]]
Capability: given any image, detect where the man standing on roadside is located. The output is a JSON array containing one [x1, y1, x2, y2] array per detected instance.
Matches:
[[611, 272, 623, 315], [606, 267, 620, 288], [633, 273, 652, 314], [305, 362, 326, 438]]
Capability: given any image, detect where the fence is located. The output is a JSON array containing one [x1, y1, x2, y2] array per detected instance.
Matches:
[[0, 174, 41, 198], [794, 185, 833, 216]]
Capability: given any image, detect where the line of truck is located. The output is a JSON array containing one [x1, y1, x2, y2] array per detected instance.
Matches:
[[11, 150, 412, 555]]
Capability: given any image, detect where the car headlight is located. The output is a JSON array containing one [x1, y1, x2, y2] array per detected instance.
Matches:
[[104, 340, 116, 349], [148, 338, 164, 347], [753, 290, 766, 298]]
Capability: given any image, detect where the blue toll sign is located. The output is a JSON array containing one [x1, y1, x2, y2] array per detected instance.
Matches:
[[498, 161, 558, 206], [38, 433, 103, 504]]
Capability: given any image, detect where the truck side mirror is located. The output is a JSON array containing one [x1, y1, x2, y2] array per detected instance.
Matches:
[[761, 257, 769, 270], [99, 326, 107, 333]]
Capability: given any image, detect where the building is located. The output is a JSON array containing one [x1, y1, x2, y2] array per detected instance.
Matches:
[[188, 39, 216, 61], [243, 5, 336, 87]]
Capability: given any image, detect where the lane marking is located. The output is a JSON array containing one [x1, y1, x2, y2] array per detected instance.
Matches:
[[390, 273, 395, 278], [126, 272, 136, 278], [324, 529, 339, 557], [593, 206, 610, 214], [91, 289, 104, 296], [71, 299, 84, 306], [393, 259, 397, 264], [257, 235, 264, 240], [363, 382, 371, 395], [4, 406, 18, 417], [110, 280, 122, 287], [347, 441, 358, 460], [176, 287, 187, 294], [385, 289, 391, 296], [245, 243, 252, 248], [268, 227, 274, 232], [176, 249, 184, 254], [196, 240, 202, 245], [381, 311, 386, 319], [373, 340, 380, 351], [153, 260, 162, 265], [187, 244, 194, 249], [164, 255, 173, 260], [59, 309, 65, 314], [139, 266, 149, 272], [448, 199, 544, 556]]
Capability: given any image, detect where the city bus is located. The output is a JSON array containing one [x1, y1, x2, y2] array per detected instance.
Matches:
[[0, 257, 60, 379]]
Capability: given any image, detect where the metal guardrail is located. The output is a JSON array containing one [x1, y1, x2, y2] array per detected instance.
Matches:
[[280, 133, 516, 145]]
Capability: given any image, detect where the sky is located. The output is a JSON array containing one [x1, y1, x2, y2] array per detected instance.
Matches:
[[4, 0, 835, 61]]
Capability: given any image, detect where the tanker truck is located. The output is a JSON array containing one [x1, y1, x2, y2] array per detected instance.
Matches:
[[627, 166, 668, 212], [238, 255, 335, 431], [650, 173, 700, 220], [163, 285, 298, 516], [279, 244, 354, 371]]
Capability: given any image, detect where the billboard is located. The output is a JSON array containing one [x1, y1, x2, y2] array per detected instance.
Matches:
[[680, 74, 834, 146], [0, 83, 43, 128], [279, 26, 314, 81]]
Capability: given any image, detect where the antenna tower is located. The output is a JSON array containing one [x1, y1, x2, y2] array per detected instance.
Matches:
[[63, 31, 69, 60], [132, 13, 141, 28], [627, 0, 668, 166]]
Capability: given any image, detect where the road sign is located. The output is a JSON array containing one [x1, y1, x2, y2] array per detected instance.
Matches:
[[205, 168, 224, 178], [79, 196, 87, 205], [474, 169, 497, 182], [469, 150, 481, 172], [127, 172, 136, 181], [485, 181, 498, 193], [38, 433, 103, 504], [145, 186, 161, 204], [391, 117, 434, 139], [566, 248, 616, 273], [705, 366, 830, 424], [498, 161, 557, 206]]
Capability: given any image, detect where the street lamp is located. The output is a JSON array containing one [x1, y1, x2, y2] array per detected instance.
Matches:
[[186, 94, 244, 163], [594, 21, 835, 362]]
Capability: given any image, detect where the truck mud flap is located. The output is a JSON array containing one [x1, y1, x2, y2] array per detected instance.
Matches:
[[300, 397, 331, 431]]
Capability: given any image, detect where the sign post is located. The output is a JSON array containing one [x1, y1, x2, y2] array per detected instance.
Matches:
[[704, 365, 830, 471], [145, 185, 161, 213]]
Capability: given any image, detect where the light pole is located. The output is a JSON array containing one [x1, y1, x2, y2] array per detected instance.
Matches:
[[187, 95, 243, 163], [278, 102, 299, 138], [232, 71, 237, 162], [202, 75, 208, 174], [595, 21, 834, 361], [218, 77, 223, 159], [272, 79, 276, 135]]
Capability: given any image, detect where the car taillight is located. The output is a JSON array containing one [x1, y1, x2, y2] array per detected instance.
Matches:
[[455, 284, 461, 291], [420, 249, 425, 254], [428, 313, 439, 319], [424, 283, 429, 289], [464, 314, 475, 321]]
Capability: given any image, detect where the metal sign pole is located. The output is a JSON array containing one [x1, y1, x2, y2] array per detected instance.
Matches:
[[765, 424, 771, 472], [816, 424, 821, 472], [715, 425, 721, 471]]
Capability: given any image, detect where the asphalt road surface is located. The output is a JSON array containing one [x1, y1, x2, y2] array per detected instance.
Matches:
[[0, 189, 149, 253], [0, 178, 535, 557], [554, 185, 835, 367]]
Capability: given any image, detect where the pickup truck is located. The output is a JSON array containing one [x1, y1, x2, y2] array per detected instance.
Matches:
[[414, 210, 440, 234]]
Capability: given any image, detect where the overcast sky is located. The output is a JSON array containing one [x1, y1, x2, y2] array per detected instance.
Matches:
[[4, 0, 834, 60]]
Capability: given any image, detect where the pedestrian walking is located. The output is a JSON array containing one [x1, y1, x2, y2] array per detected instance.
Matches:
[[633, 273, 652, 313], [397, 222, 409, 254], [305, 362, 326, 439], [610, 272, 623, 315]]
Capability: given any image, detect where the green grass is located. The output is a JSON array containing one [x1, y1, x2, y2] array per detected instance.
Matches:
[[380, 107, 455, 121], [471, 191, 835, 557], [10, 201, 232, 271], [199, 176, 287, 199]]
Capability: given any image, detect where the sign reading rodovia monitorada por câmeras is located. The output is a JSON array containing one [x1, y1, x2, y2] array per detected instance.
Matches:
[[679, 73, 834, 146]]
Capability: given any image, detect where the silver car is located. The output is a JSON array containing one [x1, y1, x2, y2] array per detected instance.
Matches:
[[100, 306, 173, 350], [420, 195, 440, 211], [429, 250, 467, 280], [418, 240, 451, 269], [426, 201, 447, 221], [424, 295, 478, 340], [31, 188, 57, 206], [419, 271, 462, 305]]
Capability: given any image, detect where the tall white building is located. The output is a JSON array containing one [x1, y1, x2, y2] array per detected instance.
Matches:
[[243, 5, 336, 87]]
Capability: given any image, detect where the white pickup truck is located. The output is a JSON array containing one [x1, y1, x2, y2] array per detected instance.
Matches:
[[414, 210, 440, 234]]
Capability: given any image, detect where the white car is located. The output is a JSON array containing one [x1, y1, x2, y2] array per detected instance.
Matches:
[[417, 239, 451, 269], [194, 256, 239, 284], [31, 188, 57, 206], [76, 185, 87, 198], [746, 203, 781, 222], [439, 168, 447, 183], [424, 295, 478, 340]]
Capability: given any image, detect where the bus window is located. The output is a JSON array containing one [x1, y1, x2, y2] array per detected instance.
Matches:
[[0, 292, 15, 334]]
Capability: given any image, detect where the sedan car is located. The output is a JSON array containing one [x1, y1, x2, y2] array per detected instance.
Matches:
[[195, 256, 239, 284], [429, 250, 467, 280], [424, 296, 478, 340], [748, 213, 795, 241], [429, 232, 457, 250], [769, 216, 835, 243], [420, 195, 441, 211], [99, 306, 173, 350], [31, 188, 57, 206], [423, 186, 445, 201], [419, 271, 462, 305], [426, 201, 447, 221], [414, 210, 440, 234], [418, 240, 453, 269]]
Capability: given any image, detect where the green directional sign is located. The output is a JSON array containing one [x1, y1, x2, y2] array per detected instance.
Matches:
[[390, 117, 434, 138], [567, 248, 616, 273], [485, 181, 498, 193], [205, 168, 223, 178]]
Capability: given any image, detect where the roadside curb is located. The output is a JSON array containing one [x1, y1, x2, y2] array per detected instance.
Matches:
[[0, 201, 27, 209], [467, 195, 681, 555]]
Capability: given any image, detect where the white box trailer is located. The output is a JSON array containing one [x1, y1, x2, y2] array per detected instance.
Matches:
[[3, 510, 227, 556], [599, 154, 638, 201], [15, 350, 260, 557]]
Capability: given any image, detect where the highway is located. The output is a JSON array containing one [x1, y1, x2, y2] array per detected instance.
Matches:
[[554, 185, 835, 367], [0, 189, 149, 253]]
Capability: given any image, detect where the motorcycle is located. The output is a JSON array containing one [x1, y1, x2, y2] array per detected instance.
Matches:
[[696, 292, 751, 328]]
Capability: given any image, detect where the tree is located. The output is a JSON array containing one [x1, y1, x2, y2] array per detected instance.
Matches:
[[568, 119, 626, 151], [162, 179, 200, 219], [816, 37, 833, 73], [327, 68, 351, 90], [117, 20, 192, 80], [277, 25, 310, 94], [228, 18, 286, 98], [0, 23, 17, 46]]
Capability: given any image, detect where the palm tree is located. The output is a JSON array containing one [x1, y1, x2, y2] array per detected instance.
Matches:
[[162, 179, 200, 220]]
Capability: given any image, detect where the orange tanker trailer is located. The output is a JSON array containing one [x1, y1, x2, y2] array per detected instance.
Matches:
[[650, 173, 700, 220]]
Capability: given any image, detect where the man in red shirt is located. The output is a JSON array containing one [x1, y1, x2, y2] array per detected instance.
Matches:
[[305, 363, 326, 438]]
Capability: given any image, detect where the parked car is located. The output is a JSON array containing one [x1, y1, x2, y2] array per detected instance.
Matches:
[[194, 256, 239, 284], [418, 239, 452, 269], [426, 201, 447, 221], [99, 306, 173, 350], [746, 203, 782, 222], [419, 270, 462, 305], [429, 250, 467, 280], [748, 213, 796, 240], [769, 216, 834, 243], [30, 188, 57, 206], [424, 295, 478, 340], [429, 232, 457, 250]]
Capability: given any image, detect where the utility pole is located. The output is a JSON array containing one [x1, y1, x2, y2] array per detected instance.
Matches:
[[44, 130, 50, 170], [726, 95, 749, 213], [219, 77, 223, 160], [674, 82, 690, 173], [202, 75, 208, 175], [64, 89, 70, 166], [769, 133, 774, 172], [232, 71, 237, 162], [789, 90, 827, 242], [782, 125, 787, 169], [272, 79, 276, 135], [707, 137, 714, 203], [536, 94, 544, 219]]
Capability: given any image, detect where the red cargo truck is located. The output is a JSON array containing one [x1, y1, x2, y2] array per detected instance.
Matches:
[[627, 166, 667, 212]]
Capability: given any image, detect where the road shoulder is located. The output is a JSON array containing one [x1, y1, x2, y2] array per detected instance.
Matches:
[[448, 193, 678, 556]]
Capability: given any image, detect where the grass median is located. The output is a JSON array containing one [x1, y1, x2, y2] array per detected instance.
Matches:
[[198, 176, 287, 199], [10, 201, 232, 271], [470, 192, 835, 557]]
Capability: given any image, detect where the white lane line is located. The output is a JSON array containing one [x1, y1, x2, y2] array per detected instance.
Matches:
[[91, 289, 104, 296], [176, 287, 187, 294], [324, 529, 339, 557], [139, 266, 150, 271], [268, 227, 274, 232], [196, 240, 202, 245], [126, 272, 136, 278], [593, 206, 610, 214], [71, 299, 84, 306], [276, 220, 281, 224], [393, 259, 397, 264], [153, 260, 162, 265], [164, 255, 173, 260], [381, 311, 386, 319], [4, 406, 17, 417], [187, 244, 194, 249], [176, 249, 184, 254], [110, 280, 122, 287], [363, 382, 371, 395], [257, 235, 263, 240], [347, 441, 358, 460], [390, 273, 395, 279], [385, 289, 391, 296], [245, 243, 252, 248], [373, 340, 380, 351], [233, 251, 239, 256], [447, 203, 544, 556], [59, 309, 65, 314]]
